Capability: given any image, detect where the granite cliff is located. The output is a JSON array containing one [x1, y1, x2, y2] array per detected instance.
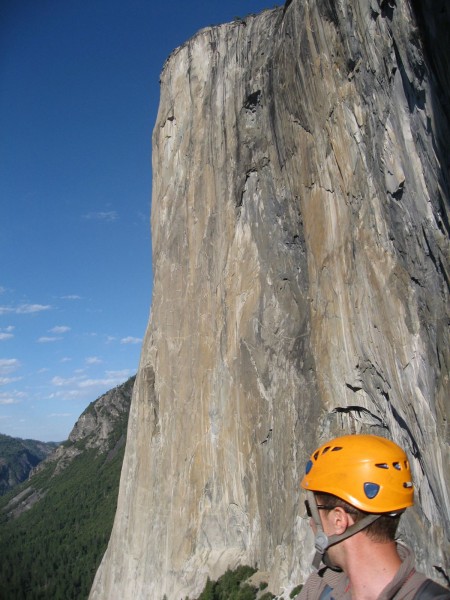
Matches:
[[90, 1, 449, 598]]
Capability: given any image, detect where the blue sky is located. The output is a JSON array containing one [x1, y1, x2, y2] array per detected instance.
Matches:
[[0, 0, 274, 442]]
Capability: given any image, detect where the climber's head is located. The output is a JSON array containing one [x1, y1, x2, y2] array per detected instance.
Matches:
[[300, 434, 414, 569]]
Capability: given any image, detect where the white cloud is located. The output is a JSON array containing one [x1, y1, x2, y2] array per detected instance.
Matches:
[[61, 295, 82, 300], [0, 389, 24, 404], [86, 356, 102, 365], [0, 358, 21, 375], [49, 389, 85, 400], [78, 377, 122, 389], [79, 370, 132, 389], [17, 303, 52, 314], [0, 377, 21, 385], [106, 369, 132, 379], [121, 336, 142, 345], [60, 357, 72, 363], [50, 325, 71, 334], [48, 413, 73, 418], [0, 326, 15, 340], [0, 304, 52, 314], [49, 369, 132, 398], [51, 376, 78, 386], [83, 211, 118, 222], [37, 336, 61, 343], [0, 397, 19, 405]]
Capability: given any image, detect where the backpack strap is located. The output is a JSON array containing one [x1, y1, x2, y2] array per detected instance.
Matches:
[[413, 579, 450, 600]]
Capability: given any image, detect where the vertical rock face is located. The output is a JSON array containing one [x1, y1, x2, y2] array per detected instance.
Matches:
[[90, 1, 449, 598]]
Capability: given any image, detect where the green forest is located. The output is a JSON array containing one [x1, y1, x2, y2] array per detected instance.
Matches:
[[0, 443, 124, 599], [0, 377, 134, 600], [189, 565, 303, 600]]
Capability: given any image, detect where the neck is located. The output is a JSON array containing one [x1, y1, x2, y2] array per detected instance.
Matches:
[[341, 537, 402, 600]]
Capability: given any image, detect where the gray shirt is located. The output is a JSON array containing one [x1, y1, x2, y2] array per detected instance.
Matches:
[[296, 544, 433, 600]]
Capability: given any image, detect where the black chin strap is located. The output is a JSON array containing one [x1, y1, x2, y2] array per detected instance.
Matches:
[[306, 491, 382, 570]]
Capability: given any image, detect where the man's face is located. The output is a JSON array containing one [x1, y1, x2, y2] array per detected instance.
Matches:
[[307, 494, 350, 569]]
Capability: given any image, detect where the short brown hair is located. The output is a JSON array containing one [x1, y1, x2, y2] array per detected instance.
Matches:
[[316, 492, 402, 542]]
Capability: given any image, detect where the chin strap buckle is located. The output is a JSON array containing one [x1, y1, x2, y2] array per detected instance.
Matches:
[[315, 531, 329, 554], [312, 531, 330, 571]]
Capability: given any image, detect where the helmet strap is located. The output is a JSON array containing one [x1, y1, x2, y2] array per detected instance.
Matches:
[[306, 491, 382, 571]]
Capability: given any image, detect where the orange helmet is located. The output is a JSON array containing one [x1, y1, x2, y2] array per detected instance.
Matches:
[[301, 434, 414, 513]]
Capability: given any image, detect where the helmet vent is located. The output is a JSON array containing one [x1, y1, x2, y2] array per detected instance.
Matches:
[[331, 446, 342, 452], [375, 463, 389, 469], [314, 451, 320, 460], [322, 446, 331, 454], [403, 482, 413, 488], [393, 462, 401, 470]]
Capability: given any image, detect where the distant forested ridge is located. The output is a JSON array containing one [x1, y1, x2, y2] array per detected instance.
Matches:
[[0, 433, 59, 495], [0, 375, 134, 600]]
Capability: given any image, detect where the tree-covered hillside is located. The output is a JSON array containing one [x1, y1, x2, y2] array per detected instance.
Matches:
[[0, 376, 134, 600]]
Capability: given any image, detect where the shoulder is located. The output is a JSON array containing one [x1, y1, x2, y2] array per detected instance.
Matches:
[[295, 571, 328, 599], [394, 569, 450, 600], [296, 568, 347, 600], [412, 578, 450, 599]]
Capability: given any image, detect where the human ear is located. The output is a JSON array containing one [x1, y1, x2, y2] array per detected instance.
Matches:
[[330, 507, 352, 535]]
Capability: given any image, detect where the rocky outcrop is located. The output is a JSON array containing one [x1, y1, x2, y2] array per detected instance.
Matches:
[[90, 1, 449, 598], [4, 376, 135, 517]]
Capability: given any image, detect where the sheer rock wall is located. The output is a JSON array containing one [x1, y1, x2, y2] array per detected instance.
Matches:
[[90, 1, 449, 597]]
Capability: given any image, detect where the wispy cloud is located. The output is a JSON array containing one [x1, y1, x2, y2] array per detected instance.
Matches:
[[0, 358, 21, 375], [78, 376, 125, 389], [121, 336, 142, 345], [51, 376, 78, 387], [0, 377, 21, 386], [61, 295, 82, 300], [0, 303, 52, 315], [17, 303, 52, 314], [48, 413, 73, 418], [83, 211, 118, 222], [0, 326, 15, 340], [50, 369, 132, 393], [50, 325, 71, 334], [0, 333, 14, 341], [37, 336, 61, 343], [106, 369, 132, 379], [0, 397, 20, 405], [86, 356, 102, 365]]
